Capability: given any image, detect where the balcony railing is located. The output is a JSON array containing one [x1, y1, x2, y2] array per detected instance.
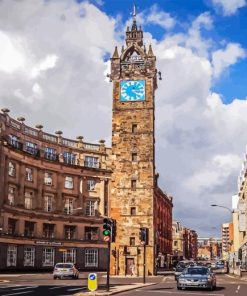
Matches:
[[44, 152, 58, 161], [84, 161, 100, 168]]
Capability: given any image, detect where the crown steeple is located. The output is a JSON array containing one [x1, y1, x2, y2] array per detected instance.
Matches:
[[126, 1, 143, 47]]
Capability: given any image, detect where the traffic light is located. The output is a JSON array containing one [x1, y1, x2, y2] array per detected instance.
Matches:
[[103, 218, 112, 242], [103, 218, 117, 242], [139, 227, 149, 245]]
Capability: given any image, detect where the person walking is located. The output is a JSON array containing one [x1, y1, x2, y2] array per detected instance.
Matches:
[[130, 262, 135, 276]]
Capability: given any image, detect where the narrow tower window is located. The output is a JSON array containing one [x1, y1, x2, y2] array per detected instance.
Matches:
[[132, 153, 137, 162], [131, 180, 137, 190], [132, 124, 137, 133]]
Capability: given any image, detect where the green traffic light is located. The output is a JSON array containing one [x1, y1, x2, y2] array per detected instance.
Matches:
[[103, 229, 111, 236]]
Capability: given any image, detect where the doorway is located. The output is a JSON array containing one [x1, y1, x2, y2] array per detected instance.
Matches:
[[126, 258, 135, 275]]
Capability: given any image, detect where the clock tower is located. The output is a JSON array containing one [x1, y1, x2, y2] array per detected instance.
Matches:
[[109, 3, 158, 276]]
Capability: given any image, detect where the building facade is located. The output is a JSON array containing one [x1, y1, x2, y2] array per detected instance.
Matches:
[[0, 110, 111, 270], [109, 7, 173, 276], [222, 222, 234, 260], [172, 221, 184, 262], [197, 237, 222, 260], [183, 228, 198, 260]]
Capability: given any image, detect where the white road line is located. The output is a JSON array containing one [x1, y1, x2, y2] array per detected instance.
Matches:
[[12, 286, 38, 291], [135, 289, 224, 296], [67, 287, 86, 291], [236, 285, 240, 293], [49, 286, 65, 290], [2, 292, 32, 296]]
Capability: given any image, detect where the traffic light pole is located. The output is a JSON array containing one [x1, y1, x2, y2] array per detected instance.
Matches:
[[143, 244, 146, 284], [106, 241, 111, 292]]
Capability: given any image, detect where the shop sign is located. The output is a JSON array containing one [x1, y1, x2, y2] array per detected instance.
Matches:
[[35, 241, 63, 246]]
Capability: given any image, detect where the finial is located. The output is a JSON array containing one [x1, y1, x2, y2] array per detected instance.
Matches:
[[148, 44, 154, 56], [133, 0, 136, 18], [131, 0, 137, 31], [112, 46, 119, 58]]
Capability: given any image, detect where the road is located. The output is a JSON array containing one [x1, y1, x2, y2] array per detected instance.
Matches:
[[0, 273, 246, 296]]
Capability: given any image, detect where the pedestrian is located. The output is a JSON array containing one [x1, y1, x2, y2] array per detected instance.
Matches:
[[130, 262, 135, 276]]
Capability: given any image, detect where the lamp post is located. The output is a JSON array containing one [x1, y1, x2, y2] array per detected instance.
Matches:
[[210, 204, 232, 213], [211, 204, 233, 273]]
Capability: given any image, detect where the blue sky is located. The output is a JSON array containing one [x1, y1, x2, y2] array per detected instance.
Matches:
[[88, 0, 247, 104], [0, 0, 247, 237]]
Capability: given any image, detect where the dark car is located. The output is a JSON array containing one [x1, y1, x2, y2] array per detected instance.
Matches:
[[177, 266, 216, 291], [174, 261, 194, 281]]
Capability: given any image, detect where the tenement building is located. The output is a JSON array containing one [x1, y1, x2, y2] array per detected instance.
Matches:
[[0, 4, 173, 273], [109, 6, 173, 276], [0, 111, 111, 270]]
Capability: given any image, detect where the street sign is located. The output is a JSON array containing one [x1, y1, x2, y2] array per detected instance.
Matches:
[[104, 236, 110, 242], [88, 273, 97, 291]]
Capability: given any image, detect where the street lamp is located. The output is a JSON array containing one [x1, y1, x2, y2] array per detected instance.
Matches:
[[210, 204, 232, 213]]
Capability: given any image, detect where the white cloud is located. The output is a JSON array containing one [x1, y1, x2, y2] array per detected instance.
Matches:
[[0, 0, 247, 236], [212, 0, 246, 16], [145, 4, 175, 30], [212, 43, 246, 78]]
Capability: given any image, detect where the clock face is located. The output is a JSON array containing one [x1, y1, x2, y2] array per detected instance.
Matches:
[[120, 80, 145, 102]]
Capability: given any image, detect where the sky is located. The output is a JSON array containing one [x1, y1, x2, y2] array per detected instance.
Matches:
[[0, 0, 247, 237]]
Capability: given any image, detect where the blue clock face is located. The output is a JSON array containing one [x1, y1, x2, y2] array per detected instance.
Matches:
[[120, 80, 145, 101]]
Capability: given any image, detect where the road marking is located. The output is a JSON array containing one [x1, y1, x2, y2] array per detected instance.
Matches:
[[12, 286, 38, 291], [67, 287, 87, 291], [236, 285, 240, 293], [135, 289, 224, 296], [2, 292, 32, 296], [49, 286, 65, 290]]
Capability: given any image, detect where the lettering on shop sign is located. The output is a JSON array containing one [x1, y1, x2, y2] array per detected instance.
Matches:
[[35, 241, 63, 246]]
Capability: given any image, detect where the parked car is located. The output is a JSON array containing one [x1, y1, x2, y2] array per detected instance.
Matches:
[[53, 263, 79, 279], [177, 266, 216, 291]]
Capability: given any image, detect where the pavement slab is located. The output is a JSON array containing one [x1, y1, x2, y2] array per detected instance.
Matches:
[[74, 282, 156, 296]]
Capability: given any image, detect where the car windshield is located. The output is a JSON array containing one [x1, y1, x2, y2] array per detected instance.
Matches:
[[187, 268, 208, 275], [55, 263, 73, 268]]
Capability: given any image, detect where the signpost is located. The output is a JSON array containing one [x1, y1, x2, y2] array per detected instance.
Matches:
[[88, 273, 98, 292]]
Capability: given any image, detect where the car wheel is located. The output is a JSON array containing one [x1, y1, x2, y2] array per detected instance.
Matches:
[[53, 276, 57, 280], [177, 286, 181, 290]]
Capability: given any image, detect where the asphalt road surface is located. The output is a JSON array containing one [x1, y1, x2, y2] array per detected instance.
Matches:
[[0, 273, 246, 296]]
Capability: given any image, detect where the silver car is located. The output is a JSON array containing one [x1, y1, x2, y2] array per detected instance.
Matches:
[[177, 266, 216, 291], [53, 263, 79, 279]]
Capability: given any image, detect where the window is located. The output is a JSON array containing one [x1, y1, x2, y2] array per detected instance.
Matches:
[[85, 227, 99, 241], [131, 180, 137, 190], [44, 147, 57, 161], [62, 249, 76, 263], [42, 248, 55, 266], [44, 195, 53, 212], [64, 225, 76, 240], [8, 218, 17, 235], [63, 152, 76, 165], [25, 141, 38, 155], [8, 186, 15, 206], [130, 237, 135, 246], [64, 198, 73, 214], [44, 172, 53, 186], [24, 191, 33, 209], [132, 153, 137, 162], [174, 241, 178, 247], [8, 162, 16, 177], [85, 249, 98, 267], [65, 176, 73, 189], [25, 167, 33, 182], [84, 156, 99, 168], [132, 124, 137, 133], [87, 180, 96, 191], [24, 247, 35, 266], [43, 223, 55, 239], [130, 207, 136, 215], [9, 135, 21, 149], [24, 221, 35, 237], [7, 245, 17, 267], [85, 200, 96, 216]]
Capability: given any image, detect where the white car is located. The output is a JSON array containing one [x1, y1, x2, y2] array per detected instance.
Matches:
[[53, 263, 79, 279]]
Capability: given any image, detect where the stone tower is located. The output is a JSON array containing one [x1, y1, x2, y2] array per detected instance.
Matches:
[[109, 3, 158, 276]]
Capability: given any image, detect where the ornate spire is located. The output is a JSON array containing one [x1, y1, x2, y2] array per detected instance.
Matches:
[[112, 46, 119, 58], [126, 1, 143, 47], [131, 0, 137, 31]]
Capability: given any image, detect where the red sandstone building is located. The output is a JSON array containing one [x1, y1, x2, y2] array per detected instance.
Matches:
[[0, 110, 112, 270]]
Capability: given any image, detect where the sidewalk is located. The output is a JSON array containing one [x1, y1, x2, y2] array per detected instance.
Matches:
[[75, 282, 156, 296]]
